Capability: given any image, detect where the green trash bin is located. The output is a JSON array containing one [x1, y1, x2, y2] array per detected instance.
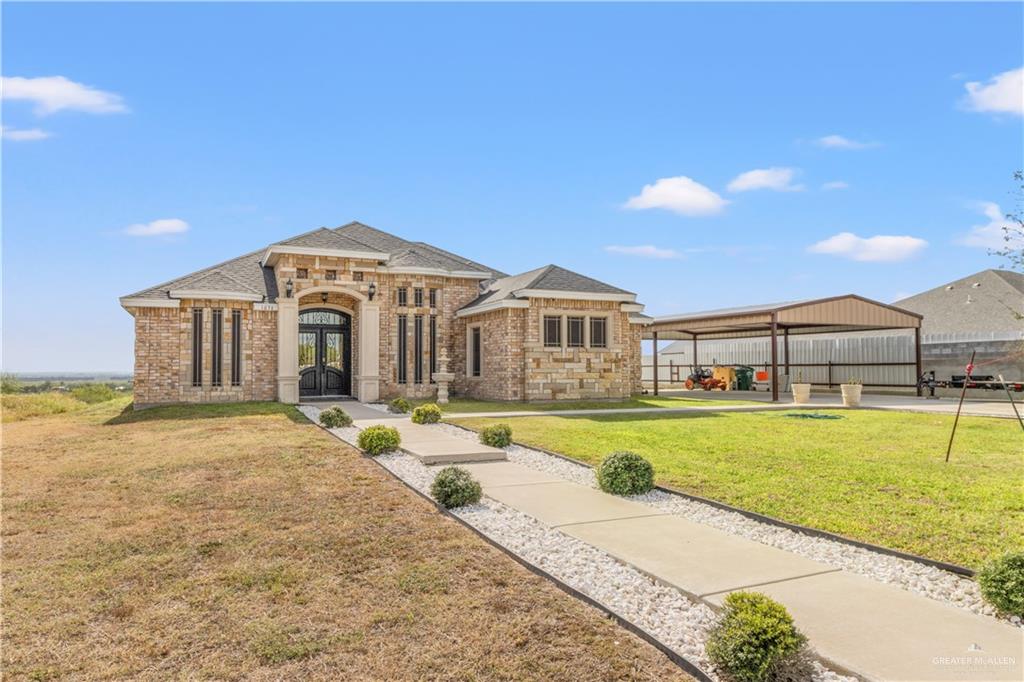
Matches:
[[735, 366, 754, 391]]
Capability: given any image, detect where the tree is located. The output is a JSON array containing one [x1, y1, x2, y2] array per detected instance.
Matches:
[[1, 373, 23, 394], [993, 170, 1024, 272]]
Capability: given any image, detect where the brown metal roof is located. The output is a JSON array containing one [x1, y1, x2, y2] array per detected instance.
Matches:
[[645, 294, 921, 340]]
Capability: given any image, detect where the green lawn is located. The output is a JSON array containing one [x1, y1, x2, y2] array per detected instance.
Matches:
[[411, 394, 759, 414], [451, 410, 1024, 568]]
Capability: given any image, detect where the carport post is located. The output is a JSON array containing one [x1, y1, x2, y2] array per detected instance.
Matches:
[[692, 336, 698, 372], [915, 326, 923, 397], [652, 331, 659, 396], [770, 313, 779, 402], [784, 328, 790, 374]]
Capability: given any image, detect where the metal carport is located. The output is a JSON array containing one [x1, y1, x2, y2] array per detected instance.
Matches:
[[644, 295, 924, 401]]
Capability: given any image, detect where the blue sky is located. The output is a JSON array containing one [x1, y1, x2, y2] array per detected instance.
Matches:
[[3, 2, 1022, 372]]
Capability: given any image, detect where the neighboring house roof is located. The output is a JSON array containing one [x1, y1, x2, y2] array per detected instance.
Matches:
[[121, 221, 505, 305], [457, 264, 637, 317], [893, 269, 1024, 336]]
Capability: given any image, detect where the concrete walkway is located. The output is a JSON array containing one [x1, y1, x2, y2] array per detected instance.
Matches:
[[309, 400, 506, 464], [442, 391, 1023, 420], [453, 459, 1023, 681]]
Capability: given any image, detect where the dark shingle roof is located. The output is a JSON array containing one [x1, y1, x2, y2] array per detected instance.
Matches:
[[459, 264, 635, 314], [894, 269, 1024, 335], [122, 222, 505, 303], [123, 249, 278, 301]]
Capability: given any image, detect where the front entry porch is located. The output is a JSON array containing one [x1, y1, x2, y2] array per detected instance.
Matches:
[[277, 284, 381, 404]]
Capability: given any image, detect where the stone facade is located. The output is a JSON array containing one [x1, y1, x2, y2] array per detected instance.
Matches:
[[127, 239, 645, 407]]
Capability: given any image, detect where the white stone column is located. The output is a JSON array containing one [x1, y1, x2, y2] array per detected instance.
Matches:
[[357, 301, 380, 402], [277, 297, 299, 404]]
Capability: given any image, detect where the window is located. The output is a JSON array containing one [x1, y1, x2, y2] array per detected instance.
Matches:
[[414, 288, 423, 307], [297, 268, 308, 279], [589, 317, 607, 348], [397, 315, 408, 384], [231, 310, 242, 386], [414, 315, 424, 384], [567, 316, 584, 348], [543, 315, 561, 347], [397, 287, 408, 307], [429, 288, 437, 308], [470, 327, 482, 377], [191, 308, 203, 386], [325, 269, 337, 281], [429, 315, 437, 382], [353, 271, 364, 282], [211, 309, 223, 387]]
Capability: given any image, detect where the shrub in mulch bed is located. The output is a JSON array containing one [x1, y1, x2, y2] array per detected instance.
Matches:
[[706, 591, 808, 682], [389, 397, 411, 414], [318, 406, 353, 428], [479, 423, 512, 448], [430, 466, 482, 509], [357, 425, 401, 455], [596, 451, 654, 496], [411, 403, 442, 424], [978, 551, 1024, 617]]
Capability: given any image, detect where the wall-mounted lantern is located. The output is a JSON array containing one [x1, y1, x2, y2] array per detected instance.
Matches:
[[285, 278, 294, 298], [321, 292, 329, 304], [368, 282, 377, 301]]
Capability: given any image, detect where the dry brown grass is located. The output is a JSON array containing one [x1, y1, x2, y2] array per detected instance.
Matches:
[[3, 401, 691, 681]]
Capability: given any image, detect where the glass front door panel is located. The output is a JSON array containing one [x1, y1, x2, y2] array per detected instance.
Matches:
[[324, 332, 342, 370], [298, 332, 317, 370], [298, 309, 352, 397]]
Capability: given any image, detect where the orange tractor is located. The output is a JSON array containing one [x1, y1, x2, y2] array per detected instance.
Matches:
[[684, 366, 728, 391]]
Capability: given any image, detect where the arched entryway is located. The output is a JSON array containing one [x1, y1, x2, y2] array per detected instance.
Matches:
[[298, 308, 352, 397]]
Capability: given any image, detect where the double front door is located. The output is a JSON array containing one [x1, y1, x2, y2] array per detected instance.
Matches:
[[298, 309, 351, 397]]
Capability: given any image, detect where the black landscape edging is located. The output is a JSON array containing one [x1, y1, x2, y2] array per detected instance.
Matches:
[[307, 415, 714, 682], [443, 421, 976, 578]]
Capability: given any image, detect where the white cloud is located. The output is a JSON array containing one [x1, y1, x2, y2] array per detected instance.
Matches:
[[1, 125, 51, 141], [821, 181, 849, 191], [123, 218, 189, 237], [963, 67, 1023, 116], [956, 202, 1018, 249], [814, 134, 875, 150], [624, 176, 728, 216], [808, 232, 928, 262], [604, 244, 681, 259], [727, 167, 803, 193], [1, 75, 127, 115]]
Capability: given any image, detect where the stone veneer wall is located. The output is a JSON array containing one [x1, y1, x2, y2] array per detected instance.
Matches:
[[132, 299, 276, 407], [521, 298, 641, 401]]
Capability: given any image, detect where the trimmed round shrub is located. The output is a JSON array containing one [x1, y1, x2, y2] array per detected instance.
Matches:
[[389, 397, 411, 414], [411, 403, 442, 424], [319, 406, 353, 428], [480, 423, 512, 448], [596, 451, 654, 496], [430, 466, 482, 509], [357, 425, 401, 455], [706, 591, 807, 682], [978, 552, 1024, 617]]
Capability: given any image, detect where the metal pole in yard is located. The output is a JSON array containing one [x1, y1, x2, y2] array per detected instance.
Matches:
[[652, 331, 659, 396], [770, 313, 779, 402], [915, 327, 923, 397], [997, 374, 1024, 432], [945, 350, 975, 463]]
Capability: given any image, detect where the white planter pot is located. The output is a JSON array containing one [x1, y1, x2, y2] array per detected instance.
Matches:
[[791, 383, 811, 404], [841, 383, 862, 407]]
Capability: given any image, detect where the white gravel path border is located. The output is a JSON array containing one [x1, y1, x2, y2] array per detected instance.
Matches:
[[299, 404, 854, 682], [434, 422, 1021, 627]]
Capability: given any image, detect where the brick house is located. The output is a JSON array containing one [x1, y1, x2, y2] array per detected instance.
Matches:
[[121, 222, 649, 407]]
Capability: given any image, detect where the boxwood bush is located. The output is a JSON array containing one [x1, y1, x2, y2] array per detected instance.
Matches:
[[318, 406, 353, 428], [411, 403, 442, 424], [596, 451, 654, 496], [706, 591, 807, 682], [480, 423, 512, 448], [389, 397, 411, 414], [357, 425, 401, 455], [430, 466, 482, 509], [978, 551, 1024, 617]]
